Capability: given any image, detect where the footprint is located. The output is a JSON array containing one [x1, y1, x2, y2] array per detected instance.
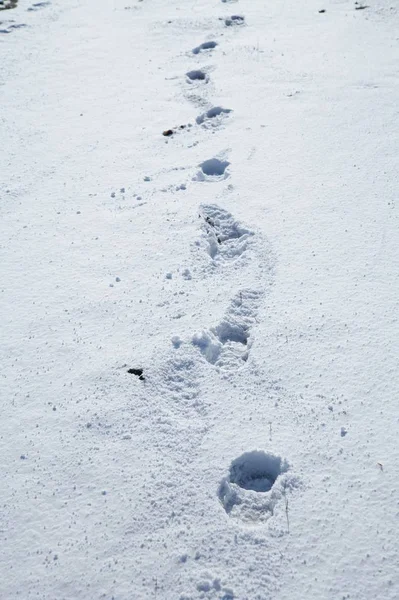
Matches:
[[225, 15, 245, 26], [186, 69, 209, 83], [185, 93, 209, 109], [199, 204, 253, 262], [156, 16, 218, 33], [0, 20, 26, 31], [218, 451, 299, 522], [192, 289, 263, 371], [192, 40, 218, 55], [149, 351, 205, 416], [0, 0, 17, 9], [196, 578, 235, 599], [196, 106, 232, 127], [27, 1, 49, 10], [194, 158, 230, 181]]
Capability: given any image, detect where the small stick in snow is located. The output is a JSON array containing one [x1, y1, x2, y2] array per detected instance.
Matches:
[[285, 495, 290, 533], [282, 488, 290, 533]]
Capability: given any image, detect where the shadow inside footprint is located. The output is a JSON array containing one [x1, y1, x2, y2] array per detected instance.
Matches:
[[196, 106, 232, 126], [229, 451, 286, 492], [0, 20, 26, 31], [186, 69, 208, 82], [192, 41, 218, 54], [201, 158, 229, 176], [213, 320, 248, 346], [27, 1, 50, 9], [194, 159, 230, 182], [225, 15, 245, 26]]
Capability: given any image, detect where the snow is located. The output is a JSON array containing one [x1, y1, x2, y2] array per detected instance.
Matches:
[[1, 0, 399, 598]]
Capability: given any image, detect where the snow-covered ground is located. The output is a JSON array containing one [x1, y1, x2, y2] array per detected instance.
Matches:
[[1, 0, 399, 598]]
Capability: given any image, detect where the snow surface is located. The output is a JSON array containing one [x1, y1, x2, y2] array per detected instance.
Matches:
[[1, 0, 399, 598]]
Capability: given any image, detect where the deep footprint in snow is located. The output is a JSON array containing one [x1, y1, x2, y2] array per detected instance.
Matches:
[[0, 0, 18, 9], [27, 1, 50, 10], [195, 158, 230, 181], [0, 20, 26, 31], [192, 40, 218, 55], [199, 204, 254, 262], [201, 158, 229, 176], [186, 69, 208, 83], [196, 106, 232, 127], [192, 289, 263, 371], [229, 451, 285, 492], [225, 15, 245, 26], [218, 451, 298, 522]]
